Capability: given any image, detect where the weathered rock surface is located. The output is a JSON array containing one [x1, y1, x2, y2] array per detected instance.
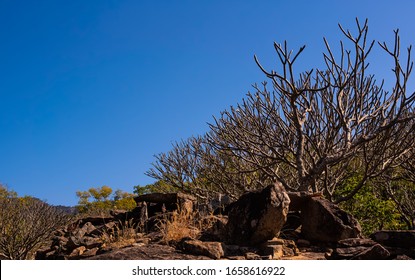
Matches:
[[300, 197, 362, 243], [331, 244, 390, 260], [369, 230, 415, 259], [286, 191, 315, 212], [200, 215, 228, 241], [244, 252, 262, 260], [384, 246, 415, 259], [85, 244, 211, 260], [259, 238, 299, 259], [180, 239, 224, 259], [224, 182, 290, 246], [261, 244, 284, 259], [370, 230, 415, 248], [134, 192, 196, 215], [328, 238, 390, 260], [337, 238, 377, 247], [352, 244, 390, 260]]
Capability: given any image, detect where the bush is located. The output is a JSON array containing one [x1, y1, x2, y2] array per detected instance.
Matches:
[[76, 186, 136, 214], [335, 175, 406, 236], [0, 187, 72, 259]]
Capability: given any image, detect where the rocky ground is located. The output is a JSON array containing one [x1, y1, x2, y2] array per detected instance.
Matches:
[[35, 183, 415, 260]]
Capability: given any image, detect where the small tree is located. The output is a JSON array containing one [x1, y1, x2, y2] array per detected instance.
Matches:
[[146, 136, 234, 200], [335, 175, 405, 236], [113, 189, 136, 210], [76, 186, 136, 213]]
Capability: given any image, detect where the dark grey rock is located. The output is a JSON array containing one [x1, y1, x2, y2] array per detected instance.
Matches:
[[224, 182, 290, 246], [301, 197, 362, 243], [337, 238, 377, 248], [370, 230, 415, 248], [85, 244, 211, 260], [351, 244, 390, 260]]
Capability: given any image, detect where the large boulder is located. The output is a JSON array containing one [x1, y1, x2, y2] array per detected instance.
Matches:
[[300, 197, 362, 243], [224, 182, 290, 246]]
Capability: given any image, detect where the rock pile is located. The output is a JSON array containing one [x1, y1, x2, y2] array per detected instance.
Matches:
[[35, 210, 146, 260], [35, 183, 415, 260], [36, 193, 196, 260], [327, 232, 415, 260]]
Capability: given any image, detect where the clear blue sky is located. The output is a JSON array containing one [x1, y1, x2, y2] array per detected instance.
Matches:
[[1, 0, 414, 206]]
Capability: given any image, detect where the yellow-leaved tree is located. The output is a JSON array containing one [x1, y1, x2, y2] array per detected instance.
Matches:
[[75, 185, 136, 214]]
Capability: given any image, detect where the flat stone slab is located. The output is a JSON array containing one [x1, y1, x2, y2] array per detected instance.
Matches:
[[134, 192, 196, 204], [85, 244, 211, 260], [371, 230, 415, 248]]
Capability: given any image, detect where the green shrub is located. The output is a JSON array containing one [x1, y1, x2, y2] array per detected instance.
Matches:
[[335, 175, 406, 236]]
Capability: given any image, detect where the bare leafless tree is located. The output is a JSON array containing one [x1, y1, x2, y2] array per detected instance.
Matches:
[[146, 136, 216, 200], [208, 19, 415, 200], [147, 19, 415, 203]]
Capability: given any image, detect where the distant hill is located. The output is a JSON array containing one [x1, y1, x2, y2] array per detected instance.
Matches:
[[21, 196, 78, 215], [52, 205, 78, 215], [20, 197, 78, 215]]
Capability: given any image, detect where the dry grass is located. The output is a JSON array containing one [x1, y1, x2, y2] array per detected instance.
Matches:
[[99, 218, 142, 249], [158, 208, 205, 243], [98, 207, 219, 248]]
